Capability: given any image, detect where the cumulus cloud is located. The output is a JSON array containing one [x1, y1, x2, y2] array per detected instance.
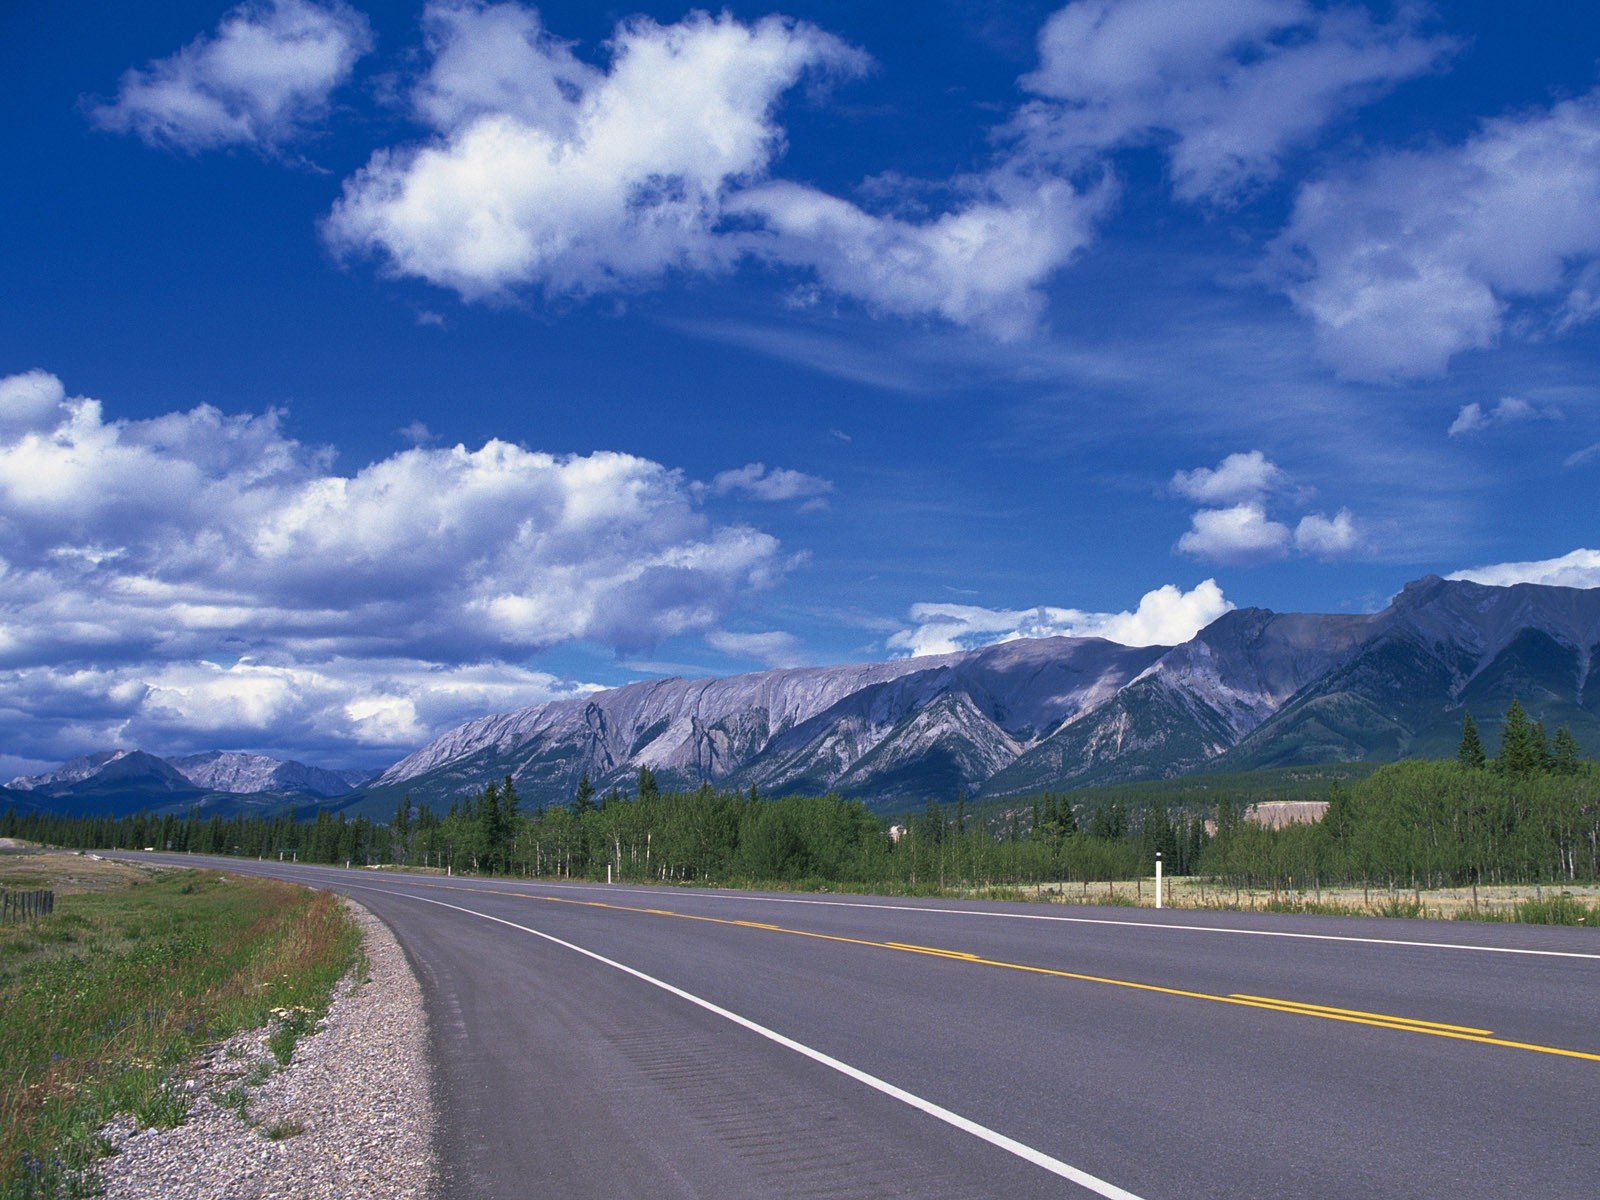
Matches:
[[729, 173, 1113, 340], [89, 0, 373, 152], [1173, 451, 1361, 563], [1176, 502, 1292, 564], [1012, 0, 1450, 202], [1292, 508, 1360, 557], [410, 0, 600, 135], [1171, 449, 1289, 505], [0, 371, 791, 759], [1447, 397, 1561, 437], [1275, 90, 1600, 380], [705, 629, 806, 668], [327, 8, 868, 300], [888, 579, 1232, 657], [0, 657, 599, 767], [1448, 549, 1600, 591], [325, 4, 1116, 338]]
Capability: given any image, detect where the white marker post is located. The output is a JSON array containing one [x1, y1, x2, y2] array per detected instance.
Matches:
[[607, 864, 613, 885], [1154, 851, 1163, 910]]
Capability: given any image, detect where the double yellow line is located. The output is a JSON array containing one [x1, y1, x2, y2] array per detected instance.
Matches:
[[437, 884, 1600, 1065]]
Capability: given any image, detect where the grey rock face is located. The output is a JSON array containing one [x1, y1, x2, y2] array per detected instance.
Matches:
[[375, 577, 1600, 809], [169, 752, 358, 798]]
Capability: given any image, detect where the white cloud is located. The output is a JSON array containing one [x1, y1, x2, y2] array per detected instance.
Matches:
[[1447, 397, 1561, 437], [889, 579, 1232, 657], [729, 173, 1113, 341], [1172, 451, 1360, 563], [705, 629, 806, 668], [1565, 442, 1600, 469], [708, 462, 832, 503], [1293, 508, 1360, 557], [1176, 502, 1292, 564], [89, 0, 372, 152], [1171, 449, 1288, 505], [327, 4, 1114, 339], [327, 9, 867, 301], [1275, 90, 1600, 380], [1013, 0, 1450, 202], [411, 0, 601, 135], [0, 371, 793, 758], [1448, 548, 1600, 590], [0, 369, 67, 433], [0, 657, 599, 766]]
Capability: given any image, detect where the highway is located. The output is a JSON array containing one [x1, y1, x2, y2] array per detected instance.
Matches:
[[129, 856, 1600, 1198]]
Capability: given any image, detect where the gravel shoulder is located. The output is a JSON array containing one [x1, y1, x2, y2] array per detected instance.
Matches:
[[96, 900, 437, 1200]]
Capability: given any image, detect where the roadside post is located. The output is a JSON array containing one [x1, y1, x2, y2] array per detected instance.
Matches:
[[1155, 851, 1163, 910]]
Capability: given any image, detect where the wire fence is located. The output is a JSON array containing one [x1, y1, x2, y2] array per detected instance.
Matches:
[[1, 889, 54, 924]]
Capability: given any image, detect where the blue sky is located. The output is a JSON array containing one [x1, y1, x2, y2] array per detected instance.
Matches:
[[2, 0, 1598, 772]]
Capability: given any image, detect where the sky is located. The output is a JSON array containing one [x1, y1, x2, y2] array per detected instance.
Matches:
[[2, 0, 1598, 775]]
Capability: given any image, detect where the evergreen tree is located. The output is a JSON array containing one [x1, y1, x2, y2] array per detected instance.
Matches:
[[1106, 797, 1128, 840], [476, 781, 505, 872], [1457, 712, 1487, 770], [572, 772, 596, 816], [1552, 725, 1582, 775], [636, 766, 659, 802], [1495, 699, 1541, 777], [1530, 721, 1552, 773]]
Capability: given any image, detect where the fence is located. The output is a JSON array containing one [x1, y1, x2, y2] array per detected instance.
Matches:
[[1, 888, 54, 924]]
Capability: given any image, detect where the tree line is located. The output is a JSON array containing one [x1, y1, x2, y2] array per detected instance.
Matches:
[[1205, 701, 1598, 893], [1, 767, 1207, 895], [4, 700, 1593, 896]]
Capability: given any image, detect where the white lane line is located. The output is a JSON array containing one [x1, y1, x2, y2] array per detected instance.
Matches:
[[352, 882, 1146, 1200], [500, 879, 1600, 962]]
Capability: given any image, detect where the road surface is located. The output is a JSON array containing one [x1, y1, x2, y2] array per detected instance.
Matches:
[[126, 856, 1600, 1199]]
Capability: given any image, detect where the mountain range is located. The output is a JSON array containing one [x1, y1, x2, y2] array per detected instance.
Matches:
[[362, 574, 1600, 813], [8, 575, 1600, 819], [4, 750, 373, 819]]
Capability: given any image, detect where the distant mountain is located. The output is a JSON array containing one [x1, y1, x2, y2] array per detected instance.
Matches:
[[6, 749, 372, 820], [368, 576, 1600, 813], [7, 750, 206, 819], [167, 752, 359, 798], [8, 750, 135, 792]]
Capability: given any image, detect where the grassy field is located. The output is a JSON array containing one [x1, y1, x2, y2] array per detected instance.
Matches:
[[968, 875, 1600, 923], [0, 854, 360, 1199]]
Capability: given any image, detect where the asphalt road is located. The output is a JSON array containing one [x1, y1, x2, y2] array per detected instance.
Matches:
[[127, 855, 1600, 1199]]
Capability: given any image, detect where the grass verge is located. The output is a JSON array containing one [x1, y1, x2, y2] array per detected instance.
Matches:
[[0, 864, 360, 1199]]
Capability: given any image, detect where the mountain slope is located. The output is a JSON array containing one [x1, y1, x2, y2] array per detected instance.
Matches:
[[168, 752, 358, 798], [366, 576, 1600, 813]]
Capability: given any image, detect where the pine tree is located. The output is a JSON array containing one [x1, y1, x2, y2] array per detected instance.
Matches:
[[636, 765, 659, 802], [1530, 721, 1552, 774], [1457, 712, 1487, 770], [1495, 699, 1540, 777], [573, 772, 596, 815], [1552, 725, 1582, 775]]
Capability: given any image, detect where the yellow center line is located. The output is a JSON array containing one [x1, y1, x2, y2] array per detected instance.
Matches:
[[1227, 995, 1493, 1036], [886, 942, 982, 960], [417, 882, 1600, 1065]]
